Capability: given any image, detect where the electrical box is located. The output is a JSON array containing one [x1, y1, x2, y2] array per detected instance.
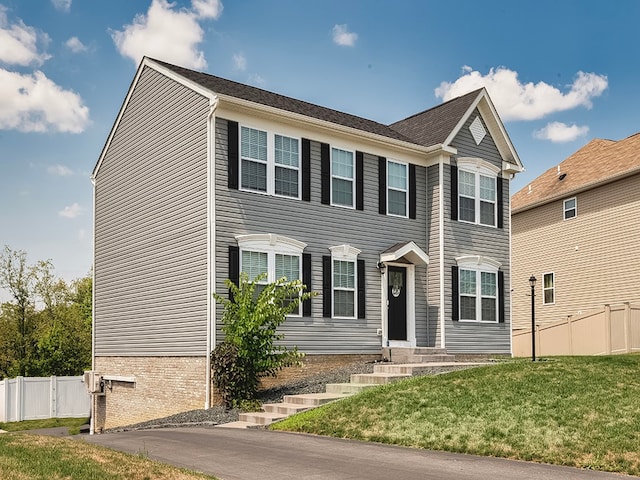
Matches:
[[83, 371, 105, 396]]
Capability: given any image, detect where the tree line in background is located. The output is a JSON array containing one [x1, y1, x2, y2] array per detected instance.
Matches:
[[0, 246, 92, 380]]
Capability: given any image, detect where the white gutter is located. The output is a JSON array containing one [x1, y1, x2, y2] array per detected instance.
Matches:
[[205, 96, 219, 409]]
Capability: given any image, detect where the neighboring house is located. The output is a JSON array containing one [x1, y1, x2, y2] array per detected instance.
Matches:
[[91, 57, 523, 429], [511, 133, 640, 335]]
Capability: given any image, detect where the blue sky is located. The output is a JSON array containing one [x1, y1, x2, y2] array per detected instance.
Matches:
[[1, 0, 638, 285]]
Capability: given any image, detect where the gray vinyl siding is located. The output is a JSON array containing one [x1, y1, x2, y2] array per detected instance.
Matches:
[[443, 111, 511, 353], [215, 117, 428, 354], [94, 66, 209, 356]]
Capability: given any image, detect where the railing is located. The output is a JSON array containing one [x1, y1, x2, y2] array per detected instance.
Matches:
[[0, 376, 90, 423], [513, 302, 640, 357]]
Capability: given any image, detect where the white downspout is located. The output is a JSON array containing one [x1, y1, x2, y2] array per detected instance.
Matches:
[[439, 159, 446, 349], [205, 96, 219, 409], [90, 175, 96, 435]]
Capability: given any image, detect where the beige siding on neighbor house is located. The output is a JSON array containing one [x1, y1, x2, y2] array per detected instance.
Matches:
[[94, 66, 210, 355], [512, 172, 640, 330]]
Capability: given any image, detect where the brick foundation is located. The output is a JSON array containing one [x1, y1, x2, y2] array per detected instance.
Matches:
[[93, 353, 380, 431], [93, 356, 209, 431]]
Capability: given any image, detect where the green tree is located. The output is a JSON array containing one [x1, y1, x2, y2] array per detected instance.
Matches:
[[211, 273, 314, 407]]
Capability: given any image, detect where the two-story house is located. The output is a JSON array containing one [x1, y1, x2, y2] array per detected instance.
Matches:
[[91, 57, 523, 429], [511, 133, 640, 355]]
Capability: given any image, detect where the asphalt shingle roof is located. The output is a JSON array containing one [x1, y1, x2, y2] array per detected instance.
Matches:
[[511, 132, 640, 212], [153, 58, 482, 149]]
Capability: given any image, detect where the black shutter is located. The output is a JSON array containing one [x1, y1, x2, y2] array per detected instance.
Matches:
[[496, 177, 504, 229], [409, 163, 417, 219], [302, 253, 312, 317], [321, 143, 330, 205], [498, 270, 505, 323], [227, 121, 239, 189], [356, 151, 364, 210], [452, 265, 459, 321], [302, 138, 311, 202], [378, 156, 386, 215], [228, 245, 240, 301], [357, 259, 366, 319], [450, 164, 458, 221], [322, 256, 332, 317]]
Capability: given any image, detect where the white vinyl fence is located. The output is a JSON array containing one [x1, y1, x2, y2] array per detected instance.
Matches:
[[0, 376, 90, 423]]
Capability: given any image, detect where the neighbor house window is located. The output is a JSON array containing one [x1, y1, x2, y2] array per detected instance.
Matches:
[[543, 273, 555, 305], [240, 126, 300, 198], [387, 160, 408, 217], [563, 197, 576, 220], [331, 147, 354, 207], [236, 234, 306, 316], [329, 244, 361, 318], [457, 159, 500, 227], [455, 256, 502, 323]]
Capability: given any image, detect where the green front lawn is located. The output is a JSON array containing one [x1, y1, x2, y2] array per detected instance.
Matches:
[[273, 355, 640, 475], [0, 417, 89, 435]]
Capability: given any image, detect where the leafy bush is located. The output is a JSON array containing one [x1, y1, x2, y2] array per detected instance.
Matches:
[[211, 273, 314, 406]]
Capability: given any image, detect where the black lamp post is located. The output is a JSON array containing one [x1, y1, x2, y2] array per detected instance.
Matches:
[[529, 275, 537, 362]]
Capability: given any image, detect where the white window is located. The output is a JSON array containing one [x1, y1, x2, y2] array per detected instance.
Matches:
[[457, 158, 500, 227], [543, 272, 555, 305], [387, 160, 408, 217], [240, 126, 300, 199], [456, 256, 501, 323], [330, 244, 360, 318], [331, 148, 354, 208], [563, 197, 576, 220], [236, 234, 306, 315]]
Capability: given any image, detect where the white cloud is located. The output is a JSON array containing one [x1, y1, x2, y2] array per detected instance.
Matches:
[[533, 122, 589, 143], [248, 73, 265, 87], [192, 0, 223, 19], [47, 164, 74, 176], [233, 53, 246, 71], [0, 68, 90, 133], [51, 0, 72, 12], [112, 0, 223, 69], [59, 203, 84, 219], [332, 24, 358, 47], [77, 228, 87, 241], [0, 6, 51, 66], [435, 66, 608, 121], [65, 36, 87, 53]]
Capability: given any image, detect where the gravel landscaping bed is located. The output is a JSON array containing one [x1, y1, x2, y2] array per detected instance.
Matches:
[[106, 361, 477, 432]]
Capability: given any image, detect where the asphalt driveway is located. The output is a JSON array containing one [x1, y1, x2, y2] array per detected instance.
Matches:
[[82, 427, 634, 480]]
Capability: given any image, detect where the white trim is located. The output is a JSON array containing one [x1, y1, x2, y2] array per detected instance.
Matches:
[[457, 267, 499, 323], [329, 244, 360, 319], [379, 241, 429, 265], [455, 255, 502, 270], [381, 263, 417, 348], [542, 272, 556, 305], [508, 187, 513, 355], [205, 97, 218, 410], [457, 157, 501, 176], [563, 197, 577, 220], [329, 244, 361, 258], [386, 159, 409, 218], [236, 233, 306, 253], [457, 160, 498, 227], [330, 146, 356, 209]]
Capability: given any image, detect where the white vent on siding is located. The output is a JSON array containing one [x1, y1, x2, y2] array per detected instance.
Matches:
[[469, 116, 486, 145]]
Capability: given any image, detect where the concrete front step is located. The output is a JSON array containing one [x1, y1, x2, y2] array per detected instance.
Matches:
[[383, 347, 455, 364], [216, 420, 259, 429], [350, 372, 412, 385], [283, 392, 349, 406], [239, 411, 288, 425], [325, 382, 377, 394], [262, 402, 313, 415]]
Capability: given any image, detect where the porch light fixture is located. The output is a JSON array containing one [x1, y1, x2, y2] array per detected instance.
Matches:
[[376, 262, 386, 274], [529, 275, 537, 362]]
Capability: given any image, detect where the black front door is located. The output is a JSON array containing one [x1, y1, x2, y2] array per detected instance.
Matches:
[[387, 266, 407, 341]]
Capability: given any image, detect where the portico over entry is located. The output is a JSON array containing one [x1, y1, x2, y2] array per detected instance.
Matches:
[[378, 241, 429, 348]]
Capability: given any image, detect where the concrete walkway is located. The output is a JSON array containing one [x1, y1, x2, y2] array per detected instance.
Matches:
[[82, 427, 635, 480]]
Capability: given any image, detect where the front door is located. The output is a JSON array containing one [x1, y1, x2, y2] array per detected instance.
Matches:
[[387, 266, 407, 341]]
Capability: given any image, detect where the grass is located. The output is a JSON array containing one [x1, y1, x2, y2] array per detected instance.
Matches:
[[0, 433, 218, 480], [273, 355, 640, 475], [0, 417, 89, 435]]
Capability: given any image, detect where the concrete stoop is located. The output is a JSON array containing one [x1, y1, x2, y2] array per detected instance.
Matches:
[[218, 350, 480, 429]]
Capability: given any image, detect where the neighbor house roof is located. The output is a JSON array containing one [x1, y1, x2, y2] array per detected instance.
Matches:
[[512, 132, 640, 213]]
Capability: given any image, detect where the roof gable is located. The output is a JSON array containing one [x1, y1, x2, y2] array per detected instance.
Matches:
[[512, 133, 640, 213]]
